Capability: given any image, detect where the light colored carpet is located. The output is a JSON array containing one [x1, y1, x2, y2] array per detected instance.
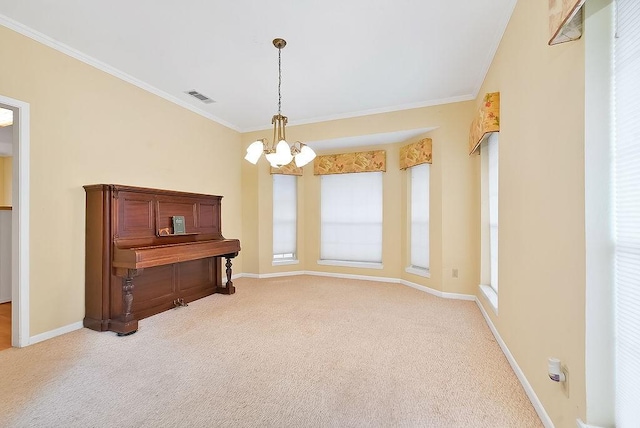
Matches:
[[0, 276, 542, 427]]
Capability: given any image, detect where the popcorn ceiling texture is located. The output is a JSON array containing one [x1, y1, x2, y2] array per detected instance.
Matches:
[[0, 276, 542, 427]]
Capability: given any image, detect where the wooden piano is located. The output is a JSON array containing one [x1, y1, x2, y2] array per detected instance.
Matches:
[[83, 184, 240, 335]]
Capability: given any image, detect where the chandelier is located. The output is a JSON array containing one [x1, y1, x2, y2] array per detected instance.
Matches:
[[244, 38, 316, 168]]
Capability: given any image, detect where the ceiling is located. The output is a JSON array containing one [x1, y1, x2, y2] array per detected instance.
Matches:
[[0, 1, 516, 133]]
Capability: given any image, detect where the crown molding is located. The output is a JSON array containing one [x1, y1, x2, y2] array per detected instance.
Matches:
[[0, 15, 240, 132]]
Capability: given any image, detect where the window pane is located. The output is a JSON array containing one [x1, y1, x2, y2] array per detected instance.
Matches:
[[410, 164, 430, 269], [321, 172, 383, 263], [273, 174, 297, 258]]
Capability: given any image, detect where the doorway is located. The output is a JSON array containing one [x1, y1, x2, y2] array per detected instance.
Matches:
[[0, 95, 30, 348]]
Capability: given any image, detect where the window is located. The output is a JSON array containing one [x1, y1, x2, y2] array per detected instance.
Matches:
[[272, 174, 297, 262], [320, 172, 383, 266], [408, 163, 430, 275], [614, 0, 640, 423], [480, 133, 498, 309]]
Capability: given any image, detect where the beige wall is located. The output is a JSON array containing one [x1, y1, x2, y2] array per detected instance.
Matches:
[[474, 0, 586, 426], [241, 100, 478, 296], [0, 26, 243, 336], [2, 157, 12, 206], [0, 156, 4, 204]]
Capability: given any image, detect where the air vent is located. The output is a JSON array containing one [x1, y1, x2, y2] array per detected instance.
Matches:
[[185, 90, 215, 104]]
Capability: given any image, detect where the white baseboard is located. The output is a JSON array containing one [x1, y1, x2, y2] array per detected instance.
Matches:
[[238, 271, 304, 279], [220, 273, 245, 282], [259, 271, 306, 279], [576, 419, 604, 428], [304, 270, 400, 283], [475, 298, 554, 428], [29, 321, 84, 346], [239, 273, 260, 279], [238, 271, 476, 302], [240, 270, 398, 283], [400, 279, 475, 300]]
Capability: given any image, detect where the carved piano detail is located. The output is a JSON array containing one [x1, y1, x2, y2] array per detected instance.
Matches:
[[84, 184, 241, 335]]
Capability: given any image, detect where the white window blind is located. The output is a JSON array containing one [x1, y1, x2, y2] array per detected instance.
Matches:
[[410, 164, 430, 270], [614, 0, 640, 425], [272, 174, 297, 259], [488, 133, 499, 292], [321, 172, 383, 263]]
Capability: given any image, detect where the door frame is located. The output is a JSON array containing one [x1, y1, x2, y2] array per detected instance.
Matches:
[[0, 95, 30, 348]]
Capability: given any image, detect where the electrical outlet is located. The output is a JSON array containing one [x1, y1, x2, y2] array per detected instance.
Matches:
[[452, 268, 458, 278]]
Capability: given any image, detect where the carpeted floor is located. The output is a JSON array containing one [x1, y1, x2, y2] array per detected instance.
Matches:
[[0, 276, 542, 427]]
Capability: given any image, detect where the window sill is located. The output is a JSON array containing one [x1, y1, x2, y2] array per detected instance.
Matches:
[[479, 284, 498, 314], [405, 266, 430, 278], [317, 260, 383, 270], [272, 259, 300, 266]]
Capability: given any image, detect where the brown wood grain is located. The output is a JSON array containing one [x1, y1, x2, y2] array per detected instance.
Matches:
[[0, 302, 11, 351]]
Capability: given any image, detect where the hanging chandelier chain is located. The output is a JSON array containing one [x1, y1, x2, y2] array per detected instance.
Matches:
[[242, 38, 314, 168], [278, 46, 282, 115]]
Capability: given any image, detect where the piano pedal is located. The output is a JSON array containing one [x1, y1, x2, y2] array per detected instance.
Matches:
[[173, 298, 189, 308]]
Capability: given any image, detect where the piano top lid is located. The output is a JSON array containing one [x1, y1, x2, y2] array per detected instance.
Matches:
[[83, 184, 224, 200]]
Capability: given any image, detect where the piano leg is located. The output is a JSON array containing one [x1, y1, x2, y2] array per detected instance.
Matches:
[[216, 256, 236, 295], [111, 268, 142, 335]]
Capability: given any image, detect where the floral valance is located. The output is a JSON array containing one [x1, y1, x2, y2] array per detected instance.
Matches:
[[313, 150, 386, 175], [270, 162, 303, 176], [549, 0, 584, 45], [399, 138, 432, 170], [469, 92, 500, 155]]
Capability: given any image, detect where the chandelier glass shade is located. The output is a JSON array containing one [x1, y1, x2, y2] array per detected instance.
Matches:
[[244, 38, 316, 169]]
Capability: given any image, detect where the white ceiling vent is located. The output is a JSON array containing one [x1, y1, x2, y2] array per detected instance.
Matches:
[[186, 90, 215, 104]]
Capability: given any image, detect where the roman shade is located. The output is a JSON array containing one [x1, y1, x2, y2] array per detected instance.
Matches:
[[399, 138, 432, 169], [469, 92, 500, 155], [314, 150, 386, 175], [270, 162, 303, 176]]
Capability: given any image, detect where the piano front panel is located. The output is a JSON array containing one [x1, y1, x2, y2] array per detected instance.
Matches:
[[116, 191, 155, 239], [178, 258, 217, 298], [132, 265, 176, 314], [156, 196, 198, 233], [198, 201, 221, 234]]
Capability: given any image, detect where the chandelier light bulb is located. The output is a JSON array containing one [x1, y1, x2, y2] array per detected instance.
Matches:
[[244, 140, 265, 164], [275, 140, 294, 166], [295, 145, 317, 167], [265, 151, 279, 167]]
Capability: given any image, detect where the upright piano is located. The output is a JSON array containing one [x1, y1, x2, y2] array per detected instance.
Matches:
[[83, 184, 241, 335]]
